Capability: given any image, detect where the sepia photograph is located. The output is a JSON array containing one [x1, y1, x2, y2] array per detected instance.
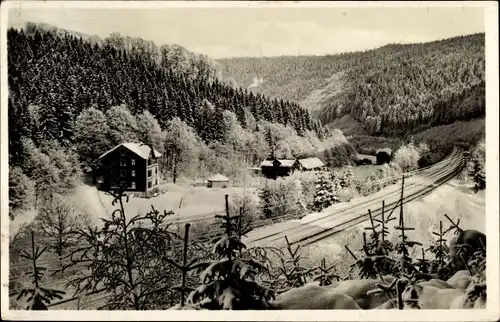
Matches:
[[1, 1, 499, 321]]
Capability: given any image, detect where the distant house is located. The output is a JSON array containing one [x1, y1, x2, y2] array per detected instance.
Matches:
[[248, 167, 262, 175], [376, 148, 393, 165], [297, 157, 327, 171], [260, 158, 299, 179], [94, 142, 162, 193], [352, 153, 376, 166], [207, 174, 229, 188]]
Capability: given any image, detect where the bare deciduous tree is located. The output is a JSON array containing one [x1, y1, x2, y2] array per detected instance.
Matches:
[[34, 194, 91, 276]]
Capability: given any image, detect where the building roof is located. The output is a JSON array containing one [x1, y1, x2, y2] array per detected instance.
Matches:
[[353, 153, 377, 162], [207, 174, 229, 182], [260, 159, 297, 168], [98, 142, 162, 160], [376, 148, 393, 155], [298, 157, 326, 169]]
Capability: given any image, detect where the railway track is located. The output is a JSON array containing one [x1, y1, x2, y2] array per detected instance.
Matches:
[[10, 148, 465, 308], [243, 147, 465, 249]]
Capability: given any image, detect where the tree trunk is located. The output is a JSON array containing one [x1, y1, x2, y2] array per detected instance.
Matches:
[[172, 153, 178, 184], [57, 237, 63, 278]]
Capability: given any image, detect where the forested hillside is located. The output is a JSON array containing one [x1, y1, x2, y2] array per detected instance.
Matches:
[[218, 33, 485, 137], [8, 22, 325, 165], [8, 22, 357, 219]]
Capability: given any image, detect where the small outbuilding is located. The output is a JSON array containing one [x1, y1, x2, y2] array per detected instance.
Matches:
[[352, 153, 376, 166], [248, 167, 262, 175], [260, 158, 299, 179], [376, 148, 393, 165], [207, 174, 229, 188], [297, 157, 326, 171]]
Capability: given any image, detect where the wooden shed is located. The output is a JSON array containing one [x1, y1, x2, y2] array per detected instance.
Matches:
[[207, 174, 229, 188], [297, 157, 326, 171], [260, 158, 299, 179]]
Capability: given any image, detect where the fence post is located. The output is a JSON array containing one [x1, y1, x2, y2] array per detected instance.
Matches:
[[399, 175, 405, 223], [398, 176, 406, 244], [238, 207, 243, 256], [225, 194, 230, 236], [381, 200, 385, 242], [31, 231, 39, 288], [180, 223, 190, 307]]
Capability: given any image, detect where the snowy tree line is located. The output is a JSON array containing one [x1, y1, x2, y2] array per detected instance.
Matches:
[[219, 33, 485, 137], [8, 102, 352, 220], [7, 22, 350, 219], [8, 23, 324, 165]]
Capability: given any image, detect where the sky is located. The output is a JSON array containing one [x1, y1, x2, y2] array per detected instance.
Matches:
[[7, 4, 485, 59]]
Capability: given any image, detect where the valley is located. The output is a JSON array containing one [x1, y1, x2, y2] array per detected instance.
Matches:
[[5, 10, 490, 314]]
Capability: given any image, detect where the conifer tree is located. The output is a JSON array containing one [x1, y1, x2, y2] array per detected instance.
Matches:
[[426, 220, 449, 275], [62, 183, 177, 310], [311, 175, 336, 212], [339, 167, 354, 189], [188, 195, 274, 309], [8, 166, 35, 220], [392, 185, 422, 276], [16, 231, 66, 310], [259, 183, 274, 219]]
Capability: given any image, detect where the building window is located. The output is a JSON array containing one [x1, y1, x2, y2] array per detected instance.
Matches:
[[148, 169, 152, 177], [152, 158, 157, 164], [148, 158, 152, 166], [131, 170, 136, 177], [148, 181, 152, 189], [120, 170, 126, 178], [120, 159, 126, 167], [155, 179, 158, 186], [130, 181, 136, 189], [131, 158, 136, 166], [155, 168, 157, 175]]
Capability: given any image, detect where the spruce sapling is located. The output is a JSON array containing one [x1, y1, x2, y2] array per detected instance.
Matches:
[[312, 258, 340, 286], [187, 195, 274, 310], [16, 231, 66, 310], [61, 182, 176, 310]]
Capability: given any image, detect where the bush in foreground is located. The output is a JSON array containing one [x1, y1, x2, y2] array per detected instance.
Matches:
[[188, 200, 274, 309], [259, 178, 305, 221]]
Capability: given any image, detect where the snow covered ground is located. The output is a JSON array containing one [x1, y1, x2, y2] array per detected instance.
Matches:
[[303, 179, 485, 267]]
